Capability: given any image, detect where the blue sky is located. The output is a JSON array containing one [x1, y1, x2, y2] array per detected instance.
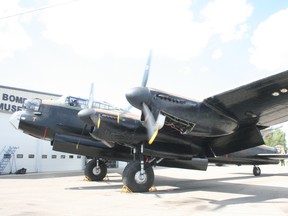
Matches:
[[1, 0, 288, 109]]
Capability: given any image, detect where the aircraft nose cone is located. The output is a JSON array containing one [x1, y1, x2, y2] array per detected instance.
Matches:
[[126, 87, 151, 110], [78, 108, 96, 125], [9, 111, 24, 130]]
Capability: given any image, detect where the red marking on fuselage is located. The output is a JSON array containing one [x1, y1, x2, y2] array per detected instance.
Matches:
[[43, 127, 48, 138]]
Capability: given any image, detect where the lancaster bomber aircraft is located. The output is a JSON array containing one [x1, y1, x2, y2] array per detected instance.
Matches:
[[10, 53, 288, 192]]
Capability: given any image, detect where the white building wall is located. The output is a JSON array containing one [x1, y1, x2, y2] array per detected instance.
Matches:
[[0, 86, 85, 174], [0, 112, 85, 174]]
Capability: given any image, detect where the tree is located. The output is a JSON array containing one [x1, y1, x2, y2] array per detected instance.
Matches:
[[263, 128, 286, 153]]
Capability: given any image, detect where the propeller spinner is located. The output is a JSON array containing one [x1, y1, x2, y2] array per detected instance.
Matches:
[[78, 82, 96, 125]]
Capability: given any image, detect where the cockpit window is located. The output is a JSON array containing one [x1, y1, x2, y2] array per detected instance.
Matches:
[[92, 101, 123, 111], [23, 98, 42, 111], [65, 96, 87, 109]]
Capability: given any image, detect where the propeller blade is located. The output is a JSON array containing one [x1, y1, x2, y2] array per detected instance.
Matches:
[[142, 103, 158, 145], [141, 49, 152, 87], [88, 82, 94, 108], [76, 124, 87, 148], [91, 113, 101, 129]]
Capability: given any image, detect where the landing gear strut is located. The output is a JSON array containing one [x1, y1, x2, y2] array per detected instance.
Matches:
[[122, 144, 155, 192], [84, 158, 107, 181], [253, 165, 261, 176]]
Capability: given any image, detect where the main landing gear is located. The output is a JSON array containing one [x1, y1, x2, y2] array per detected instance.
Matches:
[[84, 158, 108, 181], [122, 144, 155, 192], [253, 165, 261, 176]]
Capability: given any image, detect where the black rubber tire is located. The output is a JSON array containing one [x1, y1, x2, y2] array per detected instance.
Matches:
[[253, 166, 261, 176], [84, 159, 107, 181], [122, 161, 154, 192], [122, 161, 134, 181]]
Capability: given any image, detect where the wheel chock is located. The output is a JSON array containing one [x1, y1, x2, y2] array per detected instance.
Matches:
[[83, 176, 92, 181], [149, 185, 157, 192], [121, 185, 132, 193], [121, 185, 157, 193]]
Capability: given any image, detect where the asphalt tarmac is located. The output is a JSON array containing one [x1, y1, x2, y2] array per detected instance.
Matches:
[[0, 165, 287, 216]]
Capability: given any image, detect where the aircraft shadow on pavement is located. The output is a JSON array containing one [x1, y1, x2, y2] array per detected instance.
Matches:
[[0, 169, 122, 180], [65, 170, 288, 210], [67, 183, 122, 191], [2, 168, 287, 209], [151, 172, 288, 210], [0, 171, 84, 179]]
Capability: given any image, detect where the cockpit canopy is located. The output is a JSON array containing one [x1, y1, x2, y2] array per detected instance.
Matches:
[[22, 96, 124, 112], [65, 96, 87, 109], [61, 96, 123, 111], [23, 98, 41, 111]]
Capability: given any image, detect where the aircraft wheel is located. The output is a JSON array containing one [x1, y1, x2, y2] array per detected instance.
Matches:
[[122, 161, 154, 192], [253, 166, 261, 176], [84, 159, 107, 181]]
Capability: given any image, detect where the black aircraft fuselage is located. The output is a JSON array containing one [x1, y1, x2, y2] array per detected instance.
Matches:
[[10, 96, 207, 163], [9, 96, 134, 162]]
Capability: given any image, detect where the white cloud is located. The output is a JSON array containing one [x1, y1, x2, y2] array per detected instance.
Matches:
[[201, 0, 253, 42], [0, 1, 32, 60], [40, 0, 198, 60], [212, 48, 223, 60], [0, 0, 254, 62], [249, 9, 288, 71], [200, 66, 209, 73], [39, 0, 253, 60]]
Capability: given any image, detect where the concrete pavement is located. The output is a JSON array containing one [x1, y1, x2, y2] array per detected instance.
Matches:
[[0, 165, 287, 216]]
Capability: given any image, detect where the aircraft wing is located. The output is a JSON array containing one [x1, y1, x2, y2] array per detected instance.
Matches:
[[208, 154, 288, 166], [256, 154, 288, 160], [204, 70, 288, 127]]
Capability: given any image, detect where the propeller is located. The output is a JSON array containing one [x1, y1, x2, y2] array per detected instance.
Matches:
[[126, 50, 162, 145], [125, 50, 152, 107], [79, 82, 126, 129], [78, 50, 162, 145]]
